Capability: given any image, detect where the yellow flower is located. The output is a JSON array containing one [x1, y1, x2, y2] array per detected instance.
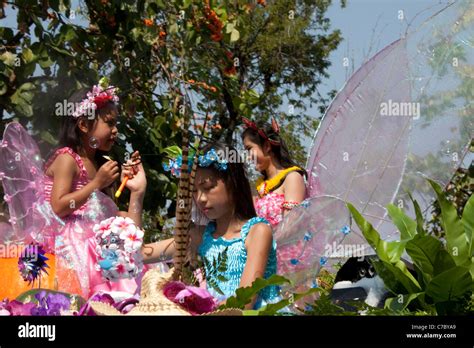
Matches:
[[256, 166, 303, 197]]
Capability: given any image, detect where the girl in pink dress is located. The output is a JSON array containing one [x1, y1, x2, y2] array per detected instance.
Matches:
[[241, 117, 309, 274], [0, 81, 147, 299]]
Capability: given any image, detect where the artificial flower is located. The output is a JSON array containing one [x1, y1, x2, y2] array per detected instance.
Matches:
[[18, 243, 49, 285], [163, 281, 217, 315]]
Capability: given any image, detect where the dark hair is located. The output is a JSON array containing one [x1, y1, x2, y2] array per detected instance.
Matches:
[[55, 87, 119, 196], [241, 120, 307, 179], [58, 87, 117, 156], [198, 141, 256, 221]]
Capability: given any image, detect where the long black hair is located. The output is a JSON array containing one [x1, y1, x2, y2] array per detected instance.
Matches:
[[241, 120, 307, 180], [198, 141, 256, 221], [54, 87, 119, 196]]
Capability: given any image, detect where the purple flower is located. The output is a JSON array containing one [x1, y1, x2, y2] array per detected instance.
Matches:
[[33, 291, 70, 316]]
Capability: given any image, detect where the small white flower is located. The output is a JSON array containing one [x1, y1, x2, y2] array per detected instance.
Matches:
[[120, 228, 144, 252]]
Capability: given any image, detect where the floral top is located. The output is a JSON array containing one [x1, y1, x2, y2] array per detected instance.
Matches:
[[255, 167, 306, 228], [198, 217, 280, 309], [255, 192, 285, 227]]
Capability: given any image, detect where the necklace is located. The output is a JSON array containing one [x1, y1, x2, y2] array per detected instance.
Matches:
[[256, 166, 302, 197]]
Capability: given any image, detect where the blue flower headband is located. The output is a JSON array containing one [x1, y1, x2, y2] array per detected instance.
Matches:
[[198, 148, 228, 171], [163, 148, 228, 178]]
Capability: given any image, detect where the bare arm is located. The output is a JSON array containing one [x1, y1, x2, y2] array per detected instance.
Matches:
[[141, 238, 175, 264], [50, 155, 120, 218], [117, 191, 145, 227], [239, 223, 273, 309], [282, 171, 306, 216], [118, 151, 147, 227], [50, 154, 100, 218], [142, 225, 203, 265]]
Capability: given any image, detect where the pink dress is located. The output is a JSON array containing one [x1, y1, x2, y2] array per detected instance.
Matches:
[[43, 147, 140, 298], [255, 187, 312, 275]]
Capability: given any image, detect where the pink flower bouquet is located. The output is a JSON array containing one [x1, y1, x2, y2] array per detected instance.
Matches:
[[93, 216, 144, 281]]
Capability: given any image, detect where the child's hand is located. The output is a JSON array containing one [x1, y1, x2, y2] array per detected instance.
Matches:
[[94, 160, 120, 189], [121, 151, 147, 194]]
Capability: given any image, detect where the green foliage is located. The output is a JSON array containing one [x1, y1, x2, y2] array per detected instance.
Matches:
[[427, 160, 474, 239], [347, 179, 474, 315], [219, 274, 319, 316], [201, 246, 229, 296], [0, 0, 344, 231]]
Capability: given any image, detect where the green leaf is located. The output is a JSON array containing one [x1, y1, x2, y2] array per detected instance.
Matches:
[[242, 309, 259, 316], [257, 288, 320, 315], [169, 23, 179, 34], [428, 179, 469, 266], [183, 0, 192, 9], [22, 48, 36, 64], [216, 274, 228, 282], [0, 80, 6, 96], [162, 145, 182, 158], [433, 249, 457, 276], [425, 266, 472, 302], [387, 203, 416, 241], [405, 234, 442, 283], [461, 194, 474, 256], [225, 22, 234, 34], [408, 192, 426, 235], [0, 28, 14, 41], [385, 292, 425, 311], [10, 83, 36, 117], [48, 44, 74, 57], [207, 278, 224, 296], [230, 28, 240, 42], [386, 240, 407, 261], [0, 52, 17, 67], [347, 203, 393, 262], [372, 260, 422, 294], [223, 275, 291, 309]]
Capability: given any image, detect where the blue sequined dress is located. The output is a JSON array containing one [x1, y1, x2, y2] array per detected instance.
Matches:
[[198, 216, 281, 309]]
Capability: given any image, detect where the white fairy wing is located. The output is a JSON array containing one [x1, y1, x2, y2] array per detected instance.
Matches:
[[306, 38, 411, 244], [276, 1, 473, 310]]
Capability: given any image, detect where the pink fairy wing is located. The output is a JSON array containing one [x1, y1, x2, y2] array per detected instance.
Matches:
[[0, 122, 62, 251]]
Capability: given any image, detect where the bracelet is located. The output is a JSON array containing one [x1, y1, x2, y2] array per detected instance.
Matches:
[[282, 201, 300, 210]]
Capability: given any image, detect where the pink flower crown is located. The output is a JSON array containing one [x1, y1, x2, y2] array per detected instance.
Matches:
[[72, 79, 119, 118]]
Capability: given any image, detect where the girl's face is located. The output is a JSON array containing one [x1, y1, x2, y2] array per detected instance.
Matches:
[[243, 136, 271, 173], [193, 168, 233, 220], [83, 105, 119, 152]]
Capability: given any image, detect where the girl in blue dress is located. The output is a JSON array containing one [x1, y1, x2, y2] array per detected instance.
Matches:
[[143, 142, 280, 309]]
